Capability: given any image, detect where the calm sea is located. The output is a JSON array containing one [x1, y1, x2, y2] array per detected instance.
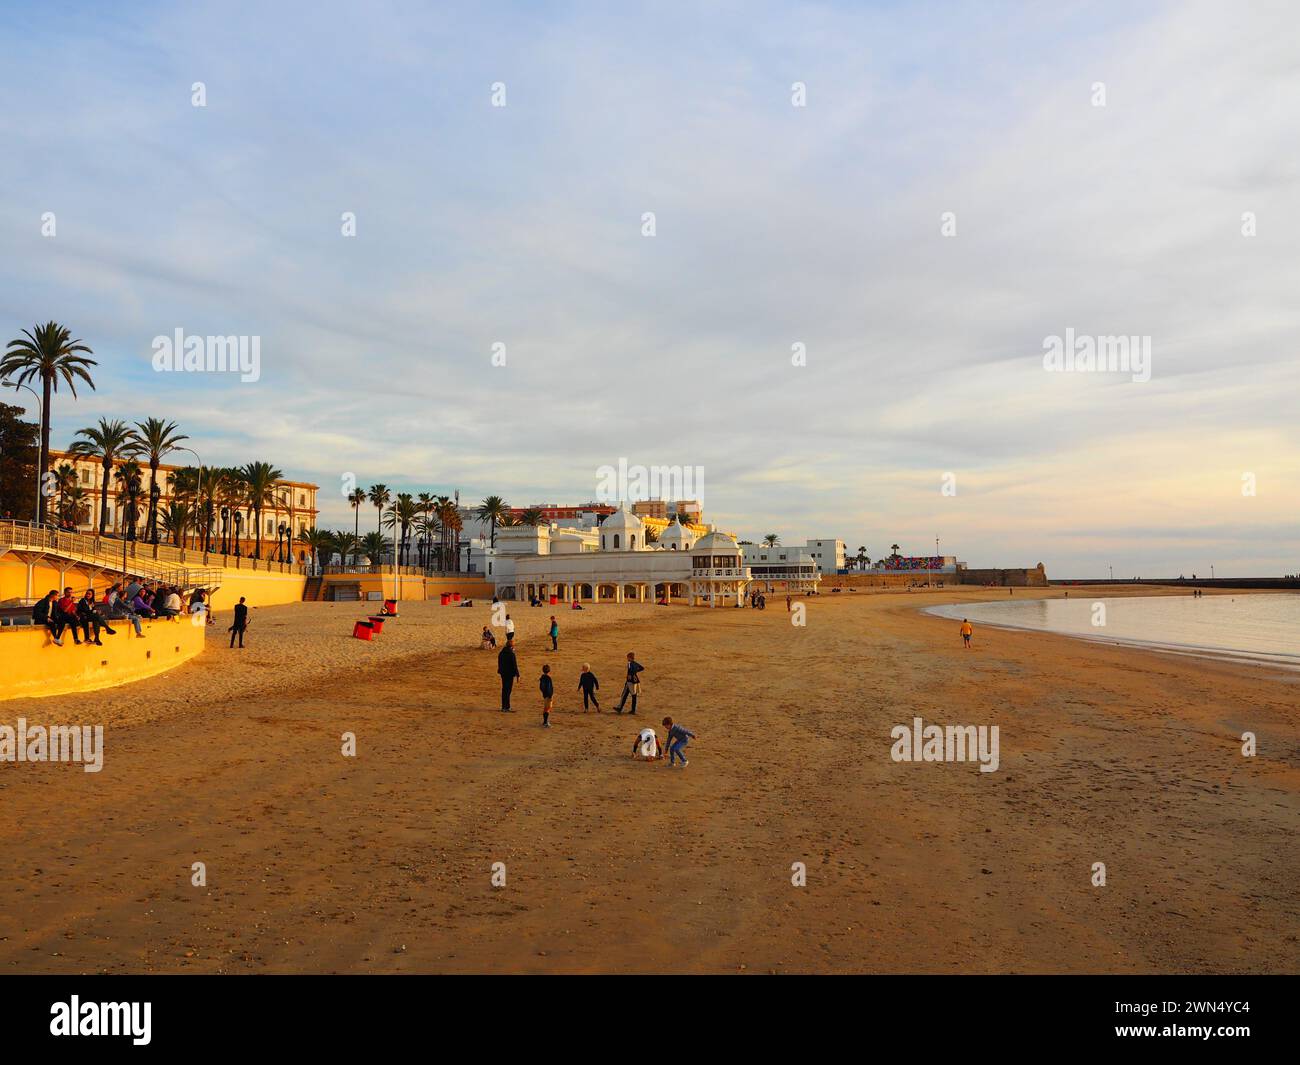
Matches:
[[927, 594, 1300, 668]]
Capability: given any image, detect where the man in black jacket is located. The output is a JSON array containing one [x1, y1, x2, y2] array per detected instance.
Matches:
[[497, 639, 520, 712], [229, 597, 249, 648], [32, 590, 64, 646]]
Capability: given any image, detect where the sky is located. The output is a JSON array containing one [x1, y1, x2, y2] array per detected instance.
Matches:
[[0, 0, 1296, 577]]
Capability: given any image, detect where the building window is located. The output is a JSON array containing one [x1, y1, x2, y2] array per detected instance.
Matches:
[[630, 535, 636, 549], [613, 534, 620, 549]]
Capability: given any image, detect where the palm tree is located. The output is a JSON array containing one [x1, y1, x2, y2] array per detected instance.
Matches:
[[857, 546, 868, 570], [240, 461, 283, 560], [415, 509, 437, 570], [60, 483, 90, 528], [333, 529, 360, 568], [763, 533, 780, 547], [890, 543, 900, 559], [383, 493, 418, 565], [113, 458, 144, 539], [51, 462, 78, 524], [131, 417, 188, 544], [69, 418, 134, 536], [477, 495, 508, 548], [519, 507, 543, 528], [367, 484, 390, 535], [160, 501, 192, 547], [1, 322, 97, 524], [347, 487, 367, 544], [296, 527, 334, 574], [360, 530, 388, 568]]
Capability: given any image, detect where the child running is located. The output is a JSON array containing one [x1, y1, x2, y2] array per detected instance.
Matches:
[[540, 664, 554, 727], [631, 726, 660, 761], [578, 664, 600, 712], [959, 618, 973, 648], [662, 717, 695, 767]]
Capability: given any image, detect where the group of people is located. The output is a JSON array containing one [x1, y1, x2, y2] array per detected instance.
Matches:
[[32, 579, 212, 646]]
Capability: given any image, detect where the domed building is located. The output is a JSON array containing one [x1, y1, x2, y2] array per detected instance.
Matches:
[[598, 504, 645, 551], [656, 517, 695, 552], [687, 529, 748, 607]]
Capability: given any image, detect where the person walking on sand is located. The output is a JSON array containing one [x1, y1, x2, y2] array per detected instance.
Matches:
[[549, 615, 559, 651], [505, 613, 515, 642], [663, 717, 695, 767], [578, 663, 600, 712], [540, 664, 554, 727], [615, 651, 644, 715], [497, 639, 520, 712], [960, 618, 973, 649], [229, 597, 249, 648]]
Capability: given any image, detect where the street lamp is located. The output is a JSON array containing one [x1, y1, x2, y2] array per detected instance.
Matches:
[[3, 380, 43, 524], [277, 522, 287, 562], [173, 445, 203, 551], [220, 506, 230, 555], [232, 510, 242, 557]]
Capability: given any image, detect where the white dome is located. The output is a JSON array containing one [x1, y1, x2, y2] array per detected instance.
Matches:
[[691, 529, 740, 554], [658, 519, 694, 551], [600, 505, 645, 550]]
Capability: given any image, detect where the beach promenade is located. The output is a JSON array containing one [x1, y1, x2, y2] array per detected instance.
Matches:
[[0, 589, 1294, 974]]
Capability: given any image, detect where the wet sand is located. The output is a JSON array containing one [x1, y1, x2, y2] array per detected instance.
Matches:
[[0, 587, 1296, 973]]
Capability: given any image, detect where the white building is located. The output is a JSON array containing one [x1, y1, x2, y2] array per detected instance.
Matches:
[[741, 544, 821, 593], [494, 507, 752, 607], [804, 538, 846, 575]]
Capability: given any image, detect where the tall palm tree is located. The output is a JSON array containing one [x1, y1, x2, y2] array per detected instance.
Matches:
[[160, 501, 192, 547], [519, 507, 543, 528], [763, 533, 780, 547], [51, 462, 77, 523], [296, 527, 334, 574], [1, 321, 97, 523], [113, 459, 144, 539], [68, 417, 134, 536], [414, 509, 438, 570], [367, 484, 390, 535], [347, 487, 367, 544], [240, 461, 283, 560], [857, 546, 868, 570], [132, 417, 188, 544], [477, 494, 508, 549], [890, 543, 900, 559], [60, 483, 90, 528], [382, 493, 419, 565]]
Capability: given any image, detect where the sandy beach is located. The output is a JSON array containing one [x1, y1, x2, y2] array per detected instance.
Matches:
[[0, 587, 1296, 974]]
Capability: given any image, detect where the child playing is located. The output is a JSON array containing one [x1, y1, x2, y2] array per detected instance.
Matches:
[[631, 726, 660, 761], [540, 664, 554, 727], [662, 717, 695, 767], [549, 615, 559, 651], [578, 664, 600, 712]]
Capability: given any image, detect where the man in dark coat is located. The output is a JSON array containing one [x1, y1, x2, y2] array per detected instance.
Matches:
[[497, 639, 520, 712]]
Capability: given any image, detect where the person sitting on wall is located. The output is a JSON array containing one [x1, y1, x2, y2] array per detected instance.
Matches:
[[77, 589, 116, 645], [32, 590, 65, 647], [57, 588, 85, 644]]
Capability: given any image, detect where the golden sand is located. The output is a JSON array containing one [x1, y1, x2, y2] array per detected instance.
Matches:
[[0, 587, 1295, 973]]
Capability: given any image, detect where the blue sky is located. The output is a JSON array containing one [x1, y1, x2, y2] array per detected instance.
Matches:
[[1, 1, 1297, 576]]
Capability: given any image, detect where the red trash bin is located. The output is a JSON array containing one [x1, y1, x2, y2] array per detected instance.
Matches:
[[368, 616, 385, 633], [352, 620, 374, 641], [383, 599, 398, 615], [452, 593, 461, 602], [440, 593, 451, 605], [550, 595, 557, 605]]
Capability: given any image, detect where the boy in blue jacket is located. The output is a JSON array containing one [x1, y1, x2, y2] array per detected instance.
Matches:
[[662, 717, 695, 767]]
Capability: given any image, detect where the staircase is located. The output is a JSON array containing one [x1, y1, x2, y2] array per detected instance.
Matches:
[[302, 576, 324, 601]]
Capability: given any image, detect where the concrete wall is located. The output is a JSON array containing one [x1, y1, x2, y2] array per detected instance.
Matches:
[[0, 618, 205, 701], [957, 565, 1049, 587], [321, 573, 492, 602], [207, 568, 306, 608]]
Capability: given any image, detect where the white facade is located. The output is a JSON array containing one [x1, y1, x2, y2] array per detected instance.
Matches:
[[804, 538, 846, 574], [491, 506, 752, 607], [741, 544, 821, 592]]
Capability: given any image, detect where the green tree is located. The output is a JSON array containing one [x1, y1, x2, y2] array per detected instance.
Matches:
[[240, 461, 283, 560], [477, 494, 508, 549], [763, 533, 780, 547], [1, 322, 96, 524], [0, 402, 38, 520], [132, 417, 188, 544], [69, 418, 134, 536], [367, 484, 390, 536]]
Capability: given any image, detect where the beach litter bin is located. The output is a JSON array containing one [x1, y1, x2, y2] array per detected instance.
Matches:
[[549, 595, 557, 605], [368, 616, 385, 633], [383, 599, 398, 616], [452, 593, 461, 602], [352, 620, 374, 641], [440, 593, 451, 605]]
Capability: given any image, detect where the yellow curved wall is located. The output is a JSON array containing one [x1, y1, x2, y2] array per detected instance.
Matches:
[[0, 619, 206, 701]]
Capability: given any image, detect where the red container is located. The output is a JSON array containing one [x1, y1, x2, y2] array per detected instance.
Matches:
[[368, 616, 385, 633], [452, 593, 461, 602], [440, 593, 451, 605], [383, 599, 398, 615], [352, 620, 373, 641], [549, 595, 557, 605]]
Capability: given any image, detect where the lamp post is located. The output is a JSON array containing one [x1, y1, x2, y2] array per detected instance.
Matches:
[[277, 522, 287, 563], [220, 506, 230, 555], [232, 511, 242, 558], [173, 445, 203, 551], [3, 380, 43, 524]]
